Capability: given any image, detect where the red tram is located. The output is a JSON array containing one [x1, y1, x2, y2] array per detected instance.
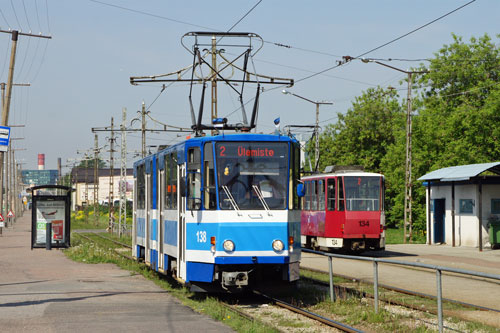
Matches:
[[301, 167, 385, 252]]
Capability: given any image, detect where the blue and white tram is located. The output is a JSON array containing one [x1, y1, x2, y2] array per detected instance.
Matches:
[[132, 133, 302, 291]]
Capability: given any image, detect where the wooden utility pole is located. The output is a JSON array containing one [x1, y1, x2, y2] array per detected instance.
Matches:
[[0, 29, 50, 227]]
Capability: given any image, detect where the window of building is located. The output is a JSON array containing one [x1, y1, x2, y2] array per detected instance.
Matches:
[[459, 199, 474, 214], [491, 199, 500, 214]]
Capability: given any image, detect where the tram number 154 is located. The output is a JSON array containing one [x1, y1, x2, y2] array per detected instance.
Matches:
[[359, 220, 370, 227]]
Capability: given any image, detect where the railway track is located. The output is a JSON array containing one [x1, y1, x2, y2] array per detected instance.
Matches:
[[301, 265, 500, 314], [74, 232, 362, 332], [72, 233, 498, 331]]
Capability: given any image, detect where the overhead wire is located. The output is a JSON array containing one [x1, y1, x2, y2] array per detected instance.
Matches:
[[10, 0, 23, 29], [45, 0, 51, 33], [226, 0, 262, 33], [88, 0, 214, 30], [0, 7, 11, 28], [34, 0, 43, 32], [22, 0, 32, 31]]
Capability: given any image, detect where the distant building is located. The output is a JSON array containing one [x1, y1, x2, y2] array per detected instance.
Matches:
[[22, 169, 59, 187], [71, 167, 134, 209]]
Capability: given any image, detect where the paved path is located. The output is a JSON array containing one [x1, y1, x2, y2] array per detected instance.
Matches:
[[300, 244, 500, 327], [0, 213, 234, 333]]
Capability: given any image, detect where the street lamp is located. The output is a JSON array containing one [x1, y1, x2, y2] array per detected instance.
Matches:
[[282, 90, 333, 172], [360, 58, 428, 244]]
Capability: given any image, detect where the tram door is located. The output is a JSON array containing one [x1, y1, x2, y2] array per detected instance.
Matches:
[[177, 163, 187, 280], [145, 164, 151, 264], [158, 168, 164, 271], [433, 199, 445, 243]]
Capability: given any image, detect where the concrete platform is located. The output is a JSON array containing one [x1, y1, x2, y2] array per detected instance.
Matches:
[[0, 212, 234, 333]]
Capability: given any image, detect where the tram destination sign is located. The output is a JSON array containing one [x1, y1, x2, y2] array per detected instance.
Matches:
[[217, 142, 287, 158], [0, 126, 11, 152]]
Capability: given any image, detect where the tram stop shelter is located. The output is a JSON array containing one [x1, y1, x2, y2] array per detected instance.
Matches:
[[418, 162, 500, 251]]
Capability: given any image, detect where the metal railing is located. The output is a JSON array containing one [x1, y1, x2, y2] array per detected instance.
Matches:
[[303, 248, 500, 333]]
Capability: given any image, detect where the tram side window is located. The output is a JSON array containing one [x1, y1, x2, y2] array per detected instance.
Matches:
[[338, 177, 345, 211], [148, 161, 154, 210], [311, 180, 318, 211], [164, 152, 178, 209], [187, 147, 202, 210], [304, 181, 311, 210], [318, 179, 325, 211], [170, 153, 178, 209], [204, 142, 216, 210], [137, 164, 145, 209], [327, 178, 335, 211]]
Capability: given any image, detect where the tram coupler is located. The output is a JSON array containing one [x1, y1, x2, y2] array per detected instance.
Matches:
[[222, 271, 249, 288]]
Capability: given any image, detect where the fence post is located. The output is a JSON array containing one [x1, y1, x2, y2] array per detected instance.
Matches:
[[328, 256, 335, 302], [373, 260, 379, 313], [436, 269, 443, 332]]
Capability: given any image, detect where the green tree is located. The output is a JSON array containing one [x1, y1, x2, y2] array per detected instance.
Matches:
[[317, 87, 404, 173], [77, 157, 107, 169], [409, 33, 500, 231]]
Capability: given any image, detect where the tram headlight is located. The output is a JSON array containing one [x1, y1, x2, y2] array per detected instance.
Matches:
[[223, 240, 235, 252], [272, 239, 284, 252]]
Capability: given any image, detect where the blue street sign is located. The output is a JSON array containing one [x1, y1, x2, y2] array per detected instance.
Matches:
[[0, 126, 10, 152]]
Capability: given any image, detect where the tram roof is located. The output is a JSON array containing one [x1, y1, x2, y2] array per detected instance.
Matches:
[[301, 171, 383, 180]]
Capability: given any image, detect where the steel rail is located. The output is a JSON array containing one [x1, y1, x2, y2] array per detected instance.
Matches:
[[253, 290, 363, 333], [75, 233, 134, 261], [302, 248, 500, 281], [301, 266, 500, 313], [85, 231, 132, 249]]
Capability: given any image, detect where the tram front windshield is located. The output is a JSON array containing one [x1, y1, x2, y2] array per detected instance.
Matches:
[[344, 176, 381, 211], [216, 142, 288, 210]]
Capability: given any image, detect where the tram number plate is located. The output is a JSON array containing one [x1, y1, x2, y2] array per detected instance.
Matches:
[[331, 239, 338, 246], [359, 220, 370, 227]]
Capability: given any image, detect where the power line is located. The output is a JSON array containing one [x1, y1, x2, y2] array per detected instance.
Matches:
[[356, 0, 477, 59], [88, 0, 215, 30], [295, 0, 477, 85], [226, 0, 262, 33]]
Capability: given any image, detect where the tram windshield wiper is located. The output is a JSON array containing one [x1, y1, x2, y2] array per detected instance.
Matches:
[[221, 185, 242, 215], [252, 185, 272, 216]]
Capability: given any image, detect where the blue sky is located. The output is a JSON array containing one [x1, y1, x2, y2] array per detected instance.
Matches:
[[0, 0, 498, 171]]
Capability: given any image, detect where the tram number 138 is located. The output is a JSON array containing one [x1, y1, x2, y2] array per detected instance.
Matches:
[[196, 231, 207, 243]]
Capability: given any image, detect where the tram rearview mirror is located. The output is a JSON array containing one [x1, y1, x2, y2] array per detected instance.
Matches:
[[296, 183, 305, 197]]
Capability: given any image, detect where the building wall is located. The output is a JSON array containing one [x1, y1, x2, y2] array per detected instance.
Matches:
[[427, 182, 500, 247], [22, 170, 59, 186], [74, 175, 134, 208]]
